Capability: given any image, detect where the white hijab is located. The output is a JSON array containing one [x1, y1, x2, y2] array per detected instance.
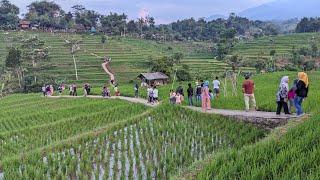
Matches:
[[280, 76, 289, 91]]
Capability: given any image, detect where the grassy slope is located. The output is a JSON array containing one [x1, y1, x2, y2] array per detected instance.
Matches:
[[197, 71, 320, 179], [0, 31, 254, 86], [231, 32, 320, 60], [0, 96, 266, 179]]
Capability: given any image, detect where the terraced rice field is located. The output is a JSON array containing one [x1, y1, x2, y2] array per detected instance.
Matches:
[[232, 32, 320, 60], [0, 95, 265, 179], [0, 31, 255, 85]]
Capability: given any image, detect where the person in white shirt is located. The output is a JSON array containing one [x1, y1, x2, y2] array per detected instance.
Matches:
[[212, 76, 221, 98], [153, 86, 159, 102]]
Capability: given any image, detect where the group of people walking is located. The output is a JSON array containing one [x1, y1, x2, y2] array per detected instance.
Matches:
[[276, 72, 309, 116], [169, 78, 220, 111], [147, 85, 159, 104]]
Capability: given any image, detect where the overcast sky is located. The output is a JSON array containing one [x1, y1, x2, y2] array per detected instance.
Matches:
[[10, 0, 275, 24]]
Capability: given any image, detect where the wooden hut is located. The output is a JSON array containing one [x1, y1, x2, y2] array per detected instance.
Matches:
[[138, 72, 169, 86], [19, 20, 31, 29]]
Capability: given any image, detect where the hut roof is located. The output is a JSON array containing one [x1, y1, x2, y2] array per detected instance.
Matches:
[[138, 72, 169, 80]]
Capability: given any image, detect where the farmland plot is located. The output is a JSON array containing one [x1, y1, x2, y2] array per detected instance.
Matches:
[[2, 106, 265, 179]]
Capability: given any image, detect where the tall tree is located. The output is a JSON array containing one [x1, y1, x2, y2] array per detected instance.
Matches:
[[21, 36, 49, 83], [64, 38, 82, 80], [0, 0, 19, 29], [25, 1, 64, 29], [5, 47, 23, 87]]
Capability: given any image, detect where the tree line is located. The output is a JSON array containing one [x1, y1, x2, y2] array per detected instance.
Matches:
[[296, 17, 320, 33], [0, 0, 279, 41]]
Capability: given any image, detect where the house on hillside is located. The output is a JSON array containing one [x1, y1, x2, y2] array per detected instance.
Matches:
[[19, 20, 31, 29], [138, 72, 169, 86]]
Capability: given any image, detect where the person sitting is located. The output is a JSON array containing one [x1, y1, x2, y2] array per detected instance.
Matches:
[[169, 90, 176, 104], [176, 93, 182, 105]]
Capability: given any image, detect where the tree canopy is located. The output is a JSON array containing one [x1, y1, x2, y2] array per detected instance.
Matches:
[[0, 0, 19, 29]]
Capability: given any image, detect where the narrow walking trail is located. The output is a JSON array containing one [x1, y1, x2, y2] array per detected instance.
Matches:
[[48, 95, 159, 107], [186, 106, 304, 130], [48, 95, 304, 129]]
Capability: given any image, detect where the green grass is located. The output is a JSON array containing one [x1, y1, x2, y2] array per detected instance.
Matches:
[[231, 32, 320, 61], [1, 103, 265, 179]]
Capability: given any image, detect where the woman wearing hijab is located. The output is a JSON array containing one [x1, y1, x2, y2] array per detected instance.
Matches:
[[276, 76, 290, 115], [201, 80, 211, 111], [294, 72, 309, 116]]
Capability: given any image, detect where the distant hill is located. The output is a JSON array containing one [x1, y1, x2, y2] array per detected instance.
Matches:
[[205, 14, 227, 21], [239, 0, 320, 21]]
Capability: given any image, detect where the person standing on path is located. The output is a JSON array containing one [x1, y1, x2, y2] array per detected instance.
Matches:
[[153, 86, 159, 103], [201, 81, 211, 111], [276, 76, 290, 115], [242, 75, 256, 112], [187, 83, 194, 106], [195, 82, 202, 102], [72, 84, 77, 96], [288, 79, 298, 113], [294, 72, 309, 116], [134, 83, 139, 98], [212, 76, 221, 99]]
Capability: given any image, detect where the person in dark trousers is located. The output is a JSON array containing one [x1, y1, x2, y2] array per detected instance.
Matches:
[[134, 83, 139, 98], [187, 83, 194, 106], [276, 76, 290, 115], [195, 82, 202, 102], [72, 84, 77, 96], [294, 72, 309, 116]]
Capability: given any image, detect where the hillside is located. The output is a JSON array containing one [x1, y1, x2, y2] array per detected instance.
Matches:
[[239, 0, 320, 20], [231, 32, 320, 60], [0, 31, 255, 86]]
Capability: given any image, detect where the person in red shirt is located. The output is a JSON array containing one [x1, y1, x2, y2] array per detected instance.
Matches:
[[242, 75, 257, 112]]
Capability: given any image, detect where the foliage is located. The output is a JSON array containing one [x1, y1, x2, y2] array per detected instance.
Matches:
[[176, 64, 192, 81], [296, 17, 320, 33], [0, 0, 19, 29], [25, 1, 65, 29]]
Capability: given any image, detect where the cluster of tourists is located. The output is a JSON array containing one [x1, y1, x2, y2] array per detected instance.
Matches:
[[42, 85, 55, 96], [276, 72, 309, 116], [147, 85, 159, 104], [169, 78, 220, 111]]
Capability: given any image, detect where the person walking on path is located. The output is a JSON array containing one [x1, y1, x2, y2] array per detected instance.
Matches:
[[212, 76, 221, 98], [242, 75, 256, 112], [276, 76, 290, 115], [72, 84, 77, 96], [201, 81, 211, 111], [187, 83, 194, 106], [294, 72, 309, 116], [83, 83, 89, 97], [195, 82, 202, 102], [42, 85, 46, 96], [58, 85, 63, 96], [134, 83, 139, 98], [69, 85, 73, 96]]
